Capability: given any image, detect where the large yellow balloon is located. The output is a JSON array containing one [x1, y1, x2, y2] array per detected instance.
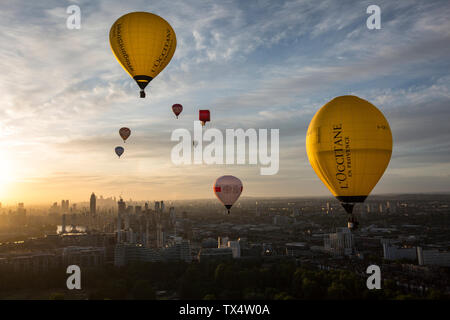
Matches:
[[306, 95, 392, 213], [109, 12, 177, 98]]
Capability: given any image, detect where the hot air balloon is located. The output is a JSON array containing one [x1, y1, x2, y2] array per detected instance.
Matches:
[[119, 127, 131, 143], [109, 12, 177, 98], [305, 95, 392, 231], [172, 104, 183, 118], [115, 146, 124, 158], [213, 175, 243, 214], [199, 110, 210, 126]]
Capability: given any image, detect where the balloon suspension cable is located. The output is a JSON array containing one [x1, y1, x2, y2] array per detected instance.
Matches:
[[341, 202, 354, 214], [341, 202, 360, 231]]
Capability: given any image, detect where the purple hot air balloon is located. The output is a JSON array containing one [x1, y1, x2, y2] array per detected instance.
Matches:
[[115, 146, 124, 158]]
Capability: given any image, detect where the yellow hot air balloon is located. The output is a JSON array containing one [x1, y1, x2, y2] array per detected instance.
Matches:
[[306, 95, 393, 230], [109, 12, 177, 98]]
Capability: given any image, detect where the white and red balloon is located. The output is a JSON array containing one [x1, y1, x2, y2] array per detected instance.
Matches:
[[213, 175, 243, 214]]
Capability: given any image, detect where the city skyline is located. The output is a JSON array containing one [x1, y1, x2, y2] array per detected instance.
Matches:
[[1, 0, 450, 204], [1, 191, 449, 300]]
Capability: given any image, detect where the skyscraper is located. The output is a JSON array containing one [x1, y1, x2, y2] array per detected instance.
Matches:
[[117, 198, 126, 243], [61, 214, 67, 234], [90, 193, 96, 216], [61, 200, 69, 213], [135, 206, 142, 215], [156, 223, 165, 248], [118, 198, 126, 215], [169, 207, 176, 225]]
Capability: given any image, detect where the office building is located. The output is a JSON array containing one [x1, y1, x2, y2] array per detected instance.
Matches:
[[382, 241, 417, 261], [164, 237, 192, 262], [90, 193, 96, 216], [227, 241, 241, 258], [114, 243, 162, 266], [417, 247, 450, 267], [63, 246, 105, 268], [198, 248, 233, 263], [324, 228, 355, 256]]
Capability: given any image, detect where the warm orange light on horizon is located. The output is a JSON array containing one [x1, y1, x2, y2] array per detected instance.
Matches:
[[0, 149, 14, 198]]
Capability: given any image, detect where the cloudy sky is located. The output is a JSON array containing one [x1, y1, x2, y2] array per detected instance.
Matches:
[[0, 0, 449, 204]]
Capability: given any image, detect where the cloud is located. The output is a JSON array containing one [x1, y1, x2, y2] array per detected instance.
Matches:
[[0, 0, 449, 202]]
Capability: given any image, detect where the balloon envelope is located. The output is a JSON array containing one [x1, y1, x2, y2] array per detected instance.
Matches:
[[109, 12, 177, 98], [172, 104, 183, 118], [115, 146, 125, 158], [199, 110, 210, 126], [119, 127, 131, 142], [305, 95, 392, 212], [213, 175, 243, 213]]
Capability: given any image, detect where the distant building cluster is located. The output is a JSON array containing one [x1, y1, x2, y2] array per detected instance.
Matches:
[[112, 199, 193, 266], [1, 194, 449, 295]]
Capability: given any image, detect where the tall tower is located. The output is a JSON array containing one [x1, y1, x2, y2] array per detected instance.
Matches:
[[117, 198, 126, 243], [145, 218, 150, 247], [90, 193, 96, 216], [118, 198, 126, 215], [62, 214, 66, 234]]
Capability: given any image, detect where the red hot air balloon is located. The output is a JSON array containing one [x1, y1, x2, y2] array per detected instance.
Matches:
[[213, 175, 243, 214], [172, 104, 183, 119], [199, 110, 210, 126], [119, 127, 131, 143]]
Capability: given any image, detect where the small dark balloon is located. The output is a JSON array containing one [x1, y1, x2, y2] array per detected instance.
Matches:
[[115, 146, 124, 158], [172, 104, 183, 118], [199, 110, 210, 126], [119, 127, 131, 142]]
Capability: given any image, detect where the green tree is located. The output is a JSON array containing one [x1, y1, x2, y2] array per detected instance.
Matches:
[[131, 280, 156, 300], [327, 281, 347, 299], [49, 292, 65, 300]]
